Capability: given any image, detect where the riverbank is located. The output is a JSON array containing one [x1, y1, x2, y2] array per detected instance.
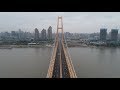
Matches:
[[67, 44, 120, 48], [0, 44, 120, 49], [0, 44, 53, 49]]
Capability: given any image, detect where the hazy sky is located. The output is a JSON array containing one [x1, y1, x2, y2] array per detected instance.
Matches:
[[0, 12, 120, 33]]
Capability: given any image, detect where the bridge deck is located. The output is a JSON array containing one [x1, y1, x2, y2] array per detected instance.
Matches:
[[52, 39, 70, 78], [47, 16, 77, 78]]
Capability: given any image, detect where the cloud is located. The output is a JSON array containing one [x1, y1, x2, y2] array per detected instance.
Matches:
[[0, 12, 120, 33]]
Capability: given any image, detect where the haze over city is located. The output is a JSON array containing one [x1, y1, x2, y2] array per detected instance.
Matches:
[[0, 12, 120, 33], [1, 13, 120, 78]]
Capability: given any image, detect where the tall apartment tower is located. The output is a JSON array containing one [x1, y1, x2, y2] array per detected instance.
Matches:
[[100, 28, 107, 41], [111, 29, 118, 41], [34, 28, 39, 41], [47, 26, 52, 40], [41, 29, 47, 40]]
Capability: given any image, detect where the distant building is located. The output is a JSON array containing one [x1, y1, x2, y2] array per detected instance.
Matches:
[[118, 34, 120, 41], [47, 26, 52, 40], [11, 31, 16, 37], [52, 33, 56, 40], [89, 33, 99, 41], [34, 28, 39, 41], [111, 29, 118, 41], [41, 29, 47, 40], [100, 28, 107, 41], [18, 29, 25, 40], [106, 32, 111, 40], [28, 43, 37, 45], [65, 32, 72, 40], [4, 32, 10, 37]]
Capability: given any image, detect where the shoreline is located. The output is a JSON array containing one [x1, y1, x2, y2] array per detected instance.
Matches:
[[0, 44, 120, 49], [0, 45, 53, 49], [68, 45, 120, 48]]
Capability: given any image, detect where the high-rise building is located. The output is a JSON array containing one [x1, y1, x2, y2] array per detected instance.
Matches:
[[41, 29, 46, 40], [18, 29, 25, 40], [100, 28, 107, 41], [47, 26, 52, 40], [111, 29, 118, 41], [118, 34, 120, 41], [34, 28, 39, 41]]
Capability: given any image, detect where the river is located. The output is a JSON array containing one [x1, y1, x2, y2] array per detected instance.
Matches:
[[0, 47, 120, 78]]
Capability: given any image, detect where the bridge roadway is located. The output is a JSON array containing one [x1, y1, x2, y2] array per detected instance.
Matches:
[[52, 39, 60, 78], [52, 36, 70, 78], [61, 41, 70, 78]]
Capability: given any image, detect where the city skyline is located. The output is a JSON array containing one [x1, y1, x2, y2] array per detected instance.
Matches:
[[0, 12, 120, 33]]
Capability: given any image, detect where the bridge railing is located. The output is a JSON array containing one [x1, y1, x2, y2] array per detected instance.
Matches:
[[46, 41, 58, 78], [62, 35, 77, 78], [65, 45, 77, 78], [46, 33, 58, 78]]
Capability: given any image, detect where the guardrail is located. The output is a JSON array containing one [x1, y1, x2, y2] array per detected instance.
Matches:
[[62, 38, 77, 78], [46, 40, 58, 78]]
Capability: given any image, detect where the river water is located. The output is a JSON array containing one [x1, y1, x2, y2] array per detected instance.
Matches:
[[0, 47, 120, 78]]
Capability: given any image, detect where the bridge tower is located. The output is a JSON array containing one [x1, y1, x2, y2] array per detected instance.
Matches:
[[47, 16, 77, 78]]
